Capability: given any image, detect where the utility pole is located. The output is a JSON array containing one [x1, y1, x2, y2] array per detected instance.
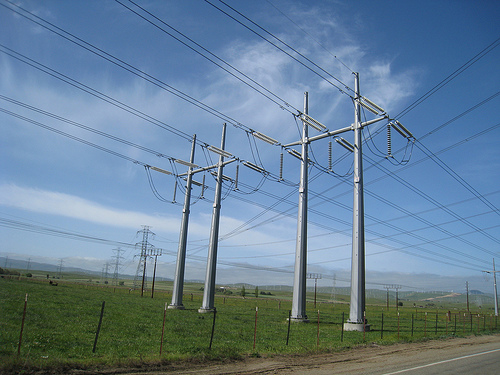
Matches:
[[199, 123, 228, 313], [482, 258, 499, 316], [466, 281, 470, 312], [169, 135, 197, 310], [307, 273, 322, 309], [383, 284, 402, 310], [395, 285, 402, 310], [150, 248, 163, 299], [384, 285, 391, 310], [290, 92, 310, 322]]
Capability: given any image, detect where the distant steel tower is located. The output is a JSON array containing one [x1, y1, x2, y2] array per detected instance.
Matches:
[[133, 226, 155, 293], [111, 247, 125, 286]]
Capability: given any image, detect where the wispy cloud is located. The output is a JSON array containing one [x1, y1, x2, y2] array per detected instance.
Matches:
[[0, 183, 180, 232]]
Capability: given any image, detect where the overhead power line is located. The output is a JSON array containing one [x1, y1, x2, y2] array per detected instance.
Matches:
[[205, 0, 354, 99], [0, 0, 253, 139], [0, 44, 192, 142], [0, 107, 146, 166], [0, 217, 137, 249], [395, 37, 500, 120], [0, 95, 174, 160], [116, 0, 300, 117], [264, 0, 355, 74], [414, 140, 500, 217]]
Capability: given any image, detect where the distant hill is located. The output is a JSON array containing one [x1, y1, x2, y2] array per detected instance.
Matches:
[[1, 256, 98, 276]]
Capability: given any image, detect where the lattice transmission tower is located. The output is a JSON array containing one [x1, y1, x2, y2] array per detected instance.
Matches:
[[111, 247, 125, 286], [133, 226, 155, 290]]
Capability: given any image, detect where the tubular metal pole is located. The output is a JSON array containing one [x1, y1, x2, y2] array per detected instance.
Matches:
[[346, 72, 367, 329], [199, 124, 226, 313], [290, 92, 309, 322], [170, 134, 197, 310]]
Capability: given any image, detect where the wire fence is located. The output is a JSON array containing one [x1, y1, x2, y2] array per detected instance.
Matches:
[[4, 277, 499, 361]]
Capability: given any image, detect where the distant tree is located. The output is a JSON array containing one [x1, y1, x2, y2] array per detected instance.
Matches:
[[0, 268, 20, 276], [255, 286, 259, 298], [25, 273, 33, 277], [240, 285, 246, 297]]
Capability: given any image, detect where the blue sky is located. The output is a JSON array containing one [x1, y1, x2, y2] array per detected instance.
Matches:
[[0, 0, 499, 293]]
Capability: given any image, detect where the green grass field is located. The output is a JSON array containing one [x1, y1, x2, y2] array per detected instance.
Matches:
[[1, 274, 498, 374]]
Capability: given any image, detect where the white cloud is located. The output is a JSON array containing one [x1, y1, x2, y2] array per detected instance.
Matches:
[[0, 183, 180, 232]]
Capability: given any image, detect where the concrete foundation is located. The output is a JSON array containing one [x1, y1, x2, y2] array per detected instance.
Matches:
[[288, 317, 310, 323], [344, 322, 371, 332], [198, 307, 215, 314], [168, 304, 185, 310]]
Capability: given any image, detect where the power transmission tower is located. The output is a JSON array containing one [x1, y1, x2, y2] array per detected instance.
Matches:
[[133, 225, 155, 293], [330, 273, 336, 303], [148, 127, 237, 310], [200, 123, 229, 313], [170, 135, 197, 309], [101, 262, 110, 284], [111, 247, 125, 286], [283, 73, 413, 330], [289, 93, 310, 322], [57, 258, 64, 279]]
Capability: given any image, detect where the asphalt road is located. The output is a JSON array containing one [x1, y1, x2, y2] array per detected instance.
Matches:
[[342, 341, 500, 375], [382, 348, 500, 374]]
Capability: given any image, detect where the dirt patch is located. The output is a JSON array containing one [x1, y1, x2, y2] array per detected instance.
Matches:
[[423, 292, 461, 301]]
